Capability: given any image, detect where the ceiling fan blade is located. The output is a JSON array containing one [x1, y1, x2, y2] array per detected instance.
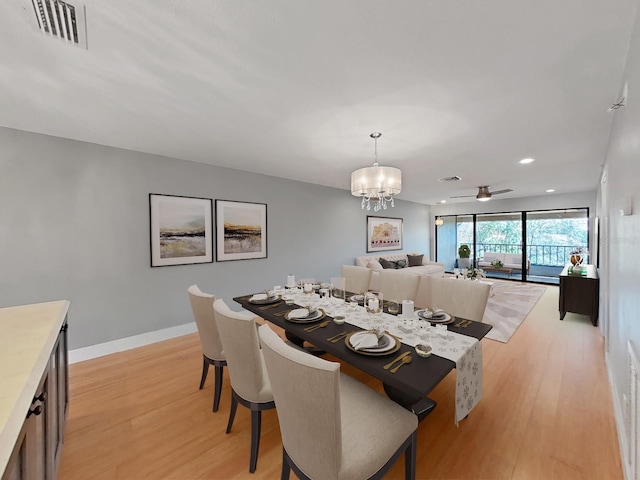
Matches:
[[450, 194, 476, 198], [490, 189, 513, 195]]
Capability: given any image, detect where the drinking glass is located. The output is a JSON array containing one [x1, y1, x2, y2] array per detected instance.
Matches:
[[453, 268, 460, 278], [387, 299, 400, 315]]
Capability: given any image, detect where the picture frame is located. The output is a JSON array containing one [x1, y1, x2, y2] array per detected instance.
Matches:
[[367, 216, 403, 253], [149, 194, 213, 267], [215, 200, 268, 261]]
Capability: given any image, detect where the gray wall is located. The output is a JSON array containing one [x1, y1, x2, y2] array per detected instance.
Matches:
[[599, 0, 640, 473], [0, 127, 430, 349]]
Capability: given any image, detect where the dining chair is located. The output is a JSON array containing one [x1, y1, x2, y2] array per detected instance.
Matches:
[[341, 265, 372, 295], [213, 299, 275, 473], [258, 324, 419, 480], [187, 285, 226, 413], [414, 276, 491, 322], [378, 269, 420, 303]]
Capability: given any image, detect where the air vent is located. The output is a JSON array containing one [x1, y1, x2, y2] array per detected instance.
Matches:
[[24, 0, 87, 48], [438, 176, 462, 182]]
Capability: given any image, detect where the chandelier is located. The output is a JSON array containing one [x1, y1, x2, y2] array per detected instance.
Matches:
[[350, 132, 402, 211]]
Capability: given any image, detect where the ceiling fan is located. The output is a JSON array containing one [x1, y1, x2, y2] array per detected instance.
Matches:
[[450, 185, 513, 202]]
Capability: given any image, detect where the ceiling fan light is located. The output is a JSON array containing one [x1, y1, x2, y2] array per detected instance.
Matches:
[[476, 185, 491, 201]]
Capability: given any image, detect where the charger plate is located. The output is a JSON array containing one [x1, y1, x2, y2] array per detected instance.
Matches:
[[345, 332, 400, 356]]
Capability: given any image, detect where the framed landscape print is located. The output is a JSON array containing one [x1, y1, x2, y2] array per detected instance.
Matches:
[[367, 216, 403, 252], [149, 194, 213, 267], [215, 200, 267, 261]]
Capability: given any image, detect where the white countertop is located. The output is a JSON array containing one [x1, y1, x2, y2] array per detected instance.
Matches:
[[0, 300, 70, 473]]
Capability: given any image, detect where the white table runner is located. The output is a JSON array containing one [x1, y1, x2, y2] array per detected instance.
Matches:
[[284, 290, 483, 424]]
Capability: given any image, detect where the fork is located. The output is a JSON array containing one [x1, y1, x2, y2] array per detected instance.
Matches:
[[304, 321, 329, 332]]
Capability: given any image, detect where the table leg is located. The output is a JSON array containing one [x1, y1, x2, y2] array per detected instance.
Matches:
[[383, 384, 437, 422], [559, 311, 566, 320]]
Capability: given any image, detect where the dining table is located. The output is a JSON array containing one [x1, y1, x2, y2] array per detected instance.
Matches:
[[234, 289, 492, 422]]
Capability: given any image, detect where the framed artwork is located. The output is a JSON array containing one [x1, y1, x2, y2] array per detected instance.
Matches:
[[149, 194, 213, 267], [367, 216, 403, 252], [215, 200, 267, 261]]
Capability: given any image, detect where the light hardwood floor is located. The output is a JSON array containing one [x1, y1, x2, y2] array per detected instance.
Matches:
[[58, 286, 623, 479]]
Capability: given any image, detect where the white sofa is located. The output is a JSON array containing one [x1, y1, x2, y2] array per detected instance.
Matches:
[[355, 252, 445, 291], [478, 252, 530, 273]]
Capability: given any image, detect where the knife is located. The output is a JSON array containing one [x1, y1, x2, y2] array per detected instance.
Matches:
[[383, 351, 411, 370]]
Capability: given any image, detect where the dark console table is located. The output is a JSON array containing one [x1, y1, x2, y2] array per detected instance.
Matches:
[[559, 264, 599, 326]]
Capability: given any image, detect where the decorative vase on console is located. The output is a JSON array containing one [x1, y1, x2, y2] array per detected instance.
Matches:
[[569, 247, 588, 272]]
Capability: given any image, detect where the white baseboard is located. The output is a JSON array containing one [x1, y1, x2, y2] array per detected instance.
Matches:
[[69, 322, 197, 364]]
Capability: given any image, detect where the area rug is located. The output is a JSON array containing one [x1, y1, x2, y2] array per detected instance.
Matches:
[[483, 281, 547, 343]]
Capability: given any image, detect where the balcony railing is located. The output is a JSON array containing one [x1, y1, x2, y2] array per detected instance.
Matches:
[[459, 243, 588, 267]]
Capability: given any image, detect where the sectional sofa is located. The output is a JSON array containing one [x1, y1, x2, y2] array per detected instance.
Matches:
[[354, 252, 445, 291]]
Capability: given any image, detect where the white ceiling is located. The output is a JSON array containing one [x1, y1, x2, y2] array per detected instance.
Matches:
[[1, 0, 636, 204]]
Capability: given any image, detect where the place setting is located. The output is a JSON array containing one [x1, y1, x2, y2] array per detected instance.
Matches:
[[284, 306, 326, 323], [345, 328, 400, 357], [415, 306, 453, 324]]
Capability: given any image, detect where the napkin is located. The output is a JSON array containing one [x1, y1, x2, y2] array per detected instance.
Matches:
[[350, 332, 382, 350], [250, 293, 268, 301], [288, 308, 313, 319]]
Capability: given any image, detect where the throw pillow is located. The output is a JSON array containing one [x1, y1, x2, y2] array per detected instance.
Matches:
[[393, 259, 407, 269], [407, 254, 424, 267], [379, 258, 394, 269], [367, 259, 384, 271]]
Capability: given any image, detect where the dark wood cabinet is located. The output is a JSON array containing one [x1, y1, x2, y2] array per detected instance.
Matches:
[[559, 264, 599, 326]]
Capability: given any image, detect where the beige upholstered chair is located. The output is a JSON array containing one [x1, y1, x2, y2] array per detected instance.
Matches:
[[341, 265, 372, 295], [378, 269, 421, 302], [187, 285, 226, 412], [258, 324, 418, 480], [213, 299, 274, 473], [414, 276, 490, 322]]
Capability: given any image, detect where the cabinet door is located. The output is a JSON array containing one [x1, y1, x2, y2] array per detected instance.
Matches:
[[2, 377, 48, 480]]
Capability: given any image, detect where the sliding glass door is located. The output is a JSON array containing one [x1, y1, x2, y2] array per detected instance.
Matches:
[[476, 212, 523, 280], [525, 209, 589, 283]]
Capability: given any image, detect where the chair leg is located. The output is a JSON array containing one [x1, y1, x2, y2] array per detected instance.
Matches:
[[226, 394, 238, 434], [280, 448, 291, 480], [199, 356, 209, 389], [404, 432, 417, 480], [249, 410, 262, 473], [213, 365, 224, 412]]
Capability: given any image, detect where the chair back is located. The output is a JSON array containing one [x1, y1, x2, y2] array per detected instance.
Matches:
[[188, 285, 224, 361], [213, 299, 272, 403], [378, 269, 420, 302], [415, 276, 490, 322], [258, 325, 342, 480], [341, 265, 372, 295]]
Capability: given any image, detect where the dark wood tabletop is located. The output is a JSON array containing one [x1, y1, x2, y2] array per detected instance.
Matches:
[[234, 294, 492, 411]]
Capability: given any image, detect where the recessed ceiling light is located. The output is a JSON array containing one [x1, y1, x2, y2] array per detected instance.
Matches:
[[546, 189, 555, 193], [519, 158, 535, 164], [437, 200, 447, 204]]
